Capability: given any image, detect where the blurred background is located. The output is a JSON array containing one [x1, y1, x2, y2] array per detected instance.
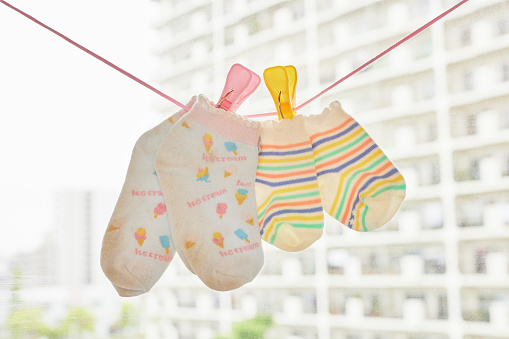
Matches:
[[1, 0, 509, 338]]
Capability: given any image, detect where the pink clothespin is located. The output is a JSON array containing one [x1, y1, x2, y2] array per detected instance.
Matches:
[[217, 64, 261, 113]]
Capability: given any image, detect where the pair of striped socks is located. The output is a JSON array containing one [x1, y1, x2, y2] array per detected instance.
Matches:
[[256, 101, 406, 252]]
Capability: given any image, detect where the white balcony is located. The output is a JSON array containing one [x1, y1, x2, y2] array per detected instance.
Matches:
[[479, 156, 501, 182], [398, 210, 422, 234], [476, 110, 498, 136], [401, 255, 424, 280], [344, 256, 362, 278], [472, 20, 493, 47], [486, 252, 509, 277], [483, 203, 505, 228], [282, 257, 303, 281], [402, 298, 426, 325], [394, 125, 417, 151], [345, 297, 364, 321], [283, 295, 304, 317], [489, 300, 509, 328]]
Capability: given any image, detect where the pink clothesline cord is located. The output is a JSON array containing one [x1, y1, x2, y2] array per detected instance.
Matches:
[[1, 0, 470, 117], [0, 0, 190, 112]]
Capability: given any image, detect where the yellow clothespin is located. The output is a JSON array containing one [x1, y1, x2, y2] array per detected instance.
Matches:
[[263, 65, 297, 120]]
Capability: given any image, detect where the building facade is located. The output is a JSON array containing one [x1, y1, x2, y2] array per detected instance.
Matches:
[[145, 0, 509, 338]]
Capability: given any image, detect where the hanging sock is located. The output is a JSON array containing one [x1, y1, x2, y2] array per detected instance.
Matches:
[[303, 101, 406, 231], [256, 65, 324, 252], [100, 97, 197, 297], [154, 95, 263, 291], [256, 116, 324, 252]]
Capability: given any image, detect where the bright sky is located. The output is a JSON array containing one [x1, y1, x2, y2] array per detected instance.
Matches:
[[0, 0, 169, 257]]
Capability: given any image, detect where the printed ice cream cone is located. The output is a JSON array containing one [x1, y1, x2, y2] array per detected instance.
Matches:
[[235, 193, 247, 205], [203, 133, 213, 153], [235, 188, 248, 205], [186, 241, 195, 249], [107, 224, 119, 232], [108, 218, 126, 232], [197, 167, 211, 182], [212, 232, 224, 248], [182, 121, 191, 129], [224, 165, 237, 178], [241, 211, 254, 225], [135, 228, 147, 247]]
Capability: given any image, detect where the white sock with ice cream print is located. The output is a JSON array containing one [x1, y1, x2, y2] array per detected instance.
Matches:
[[100, 97, 196, 297], [155, 95, 264, 291]]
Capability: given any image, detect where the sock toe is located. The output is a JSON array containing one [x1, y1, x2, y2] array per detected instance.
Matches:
[[113, 284, 146, 297], [362, 191, 406, 231], [206, 270, 250, 291], [272, 223, 303, 251]]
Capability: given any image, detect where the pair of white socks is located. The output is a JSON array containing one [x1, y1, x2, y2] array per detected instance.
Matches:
[[101, 96, 264, 295]]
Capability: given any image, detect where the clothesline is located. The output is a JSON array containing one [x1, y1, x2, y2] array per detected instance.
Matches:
[[0, 0, 470, 118]]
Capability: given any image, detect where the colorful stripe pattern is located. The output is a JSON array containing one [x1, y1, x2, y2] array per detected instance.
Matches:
[[309, 116, 406, 232], [256, 140, 324, 245]]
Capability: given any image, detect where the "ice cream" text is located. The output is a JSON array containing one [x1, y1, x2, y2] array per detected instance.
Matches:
[[132, 190, 163, 197], [187, 188, 227, 208], [202, 153, 247, 162], [219, 242, 259, 257], [134, 247, 173, 262], [236, 180, 252, 187]]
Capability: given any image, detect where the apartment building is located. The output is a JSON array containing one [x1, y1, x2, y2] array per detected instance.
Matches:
[[144, 0, 509, 338]]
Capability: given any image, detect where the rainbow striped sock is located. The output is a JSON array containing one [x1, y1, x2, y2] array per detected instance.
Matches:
[[256, 117, 324, 252], [304, 101, 406, 232]]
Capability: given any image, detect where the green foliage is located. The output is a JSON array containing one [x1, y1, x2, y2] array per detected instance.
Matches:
[[5, 307, 48, 339], [215, 313, 273, 339], [8, 265, 23, 312], [109, 302, 142, 338], [4, 265, 95, 339], [119, 302, 140, 328], [60, 307, 95, 335], [5, 306, 95, 339]]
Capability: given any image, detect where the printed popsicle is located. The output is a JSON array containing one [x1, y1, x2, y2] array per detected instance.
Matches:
[[154, 203, 166, 218], [234, 228, 250, 243], [224, 141, 238, 155], [216, 203, 227, 219], [159, 235, 170, 255]]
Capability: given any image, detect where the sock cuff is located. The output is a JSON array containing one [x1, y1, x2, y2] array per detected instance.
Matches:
[[179, 96, 198, 117], [189, 95, 260, 146], [305, 100, 354, 129], [259, 115, 310, 144]]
